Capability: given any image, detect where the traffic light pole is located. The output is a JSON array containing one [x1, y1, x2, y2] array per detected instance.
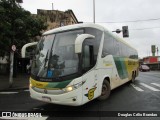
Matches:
[[9, 45, 16, 87], [9, 51, 14, 87]]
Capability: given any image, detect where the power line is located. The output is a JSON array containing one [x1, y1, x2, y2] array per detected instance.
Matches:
[[98, 18, 160, 23], [84, 17, 160, 23], [84, 20, 160, 30], [130, 26, 160, 30]]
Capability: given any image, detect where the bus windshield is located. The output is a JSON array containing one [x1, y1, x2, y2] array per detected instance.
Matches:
[[31, 29, 83, 78]]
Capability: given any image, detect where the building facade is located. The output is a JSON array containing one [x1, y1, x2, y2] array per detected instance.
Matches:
[[36, 9, 80, 31], [142, 56, 160, 70]]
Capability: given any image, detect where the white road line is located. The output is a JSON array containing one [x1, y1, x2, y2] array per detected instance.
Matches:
[[139, 83, 160, 91], [24, 89, 29, 92], [0, 92, 18, 94], [151, 83, 160, 88], [130, 83, 144, 91]]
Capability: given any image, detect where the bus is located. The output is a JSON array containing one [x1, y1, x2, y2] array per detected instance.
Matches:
[[21, 23, 139, 106]]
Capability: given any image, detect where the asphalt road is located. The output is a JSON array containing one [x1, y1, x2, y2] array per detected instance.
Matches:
[[0, 71, 160, 120]]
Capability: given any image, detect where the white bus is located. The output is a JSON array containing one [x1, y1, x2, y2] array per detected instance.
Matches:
[[22, 23, 139, 106]]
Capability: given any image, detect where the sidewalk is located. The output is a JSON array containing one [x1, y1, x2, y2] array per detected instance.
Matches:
[[0, 74, 29, 91]]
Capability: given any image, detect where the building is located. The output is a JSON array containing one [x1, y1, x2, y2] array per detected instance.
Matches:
[[142, 56, 160, 70], [143, 56, 160, 64], [35, 9, 81, 31], [141, 45, 160, 70]]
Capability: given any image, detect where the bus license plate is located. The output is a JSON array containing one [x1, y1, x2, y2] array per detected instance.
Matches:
[[42, 96, 51, 102]]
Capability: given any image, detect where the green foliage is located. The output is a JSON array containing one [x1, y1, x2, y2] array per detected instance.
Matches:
[[0, 0, 47, 57]]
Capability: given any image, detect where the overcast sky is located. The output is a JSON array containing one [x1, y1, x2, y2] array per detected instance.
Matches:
[[21, 0, 160, 58]]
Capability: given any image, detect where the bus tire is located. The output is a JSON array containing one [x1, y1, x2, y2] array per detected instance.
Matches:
[[131, 72, 135, 83], [98, 80, 111, 100]]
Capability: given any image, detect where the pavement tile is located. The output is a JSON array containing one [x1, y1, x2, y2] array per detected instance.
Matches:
[[0, 74, 30, 91]]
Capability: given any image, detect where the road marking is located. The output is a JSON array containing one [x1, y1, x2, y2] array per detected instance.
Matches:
[[151, 83, 160, 88], [0, 92, 18, 94], [139, 83, 160, 91], [130, 83, 144, 91], [24, 89, 29, 92], [33, 107, 44, 110]]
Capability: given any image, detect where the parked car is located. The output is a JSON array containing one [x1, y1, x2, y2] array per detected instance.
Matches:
[[139, 65, 150, 72]]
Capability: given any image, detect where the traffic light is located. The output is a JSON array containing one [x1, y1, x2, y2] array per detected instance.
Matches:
[[122, 26, 129, 37]]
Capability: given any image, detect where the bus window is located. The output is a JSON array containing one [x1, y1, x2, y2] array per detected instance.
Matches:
[[82, 45, 94, 72]]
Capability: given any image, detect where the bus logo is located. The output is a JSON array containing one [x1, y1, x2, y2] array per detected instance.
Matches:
[[85, 87, 97, 100]]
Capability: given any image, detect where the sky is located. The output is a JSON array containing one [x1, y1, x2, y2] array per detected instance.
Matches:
[[21, 0, 160, 58]]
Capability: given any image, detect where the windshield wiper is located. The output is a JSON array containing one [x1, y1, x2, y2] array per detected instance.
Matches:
[[37, 50, 49, 76], [44, 50, 49, 69]]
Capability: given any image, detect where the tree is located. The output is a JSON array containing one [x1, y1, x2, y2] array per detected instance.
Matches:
[[0, 0, 47, 57]]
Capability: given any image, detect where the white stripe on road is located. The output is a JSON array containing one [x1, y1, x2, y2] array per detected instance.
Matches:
[[139, 83, 160, 91], [24, 89, 29, 92], [151, 83, 160, 88], [130, 83, 144, 91], [0, 92, 18, 94]]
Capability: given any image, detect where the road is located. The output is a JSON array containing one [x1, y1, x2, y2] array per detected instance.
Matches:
[[0, 71, 160, 120]]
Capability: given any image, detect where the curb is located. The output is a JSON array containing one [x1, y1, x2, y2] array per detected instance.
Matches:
[[0, 86, 29, 92]]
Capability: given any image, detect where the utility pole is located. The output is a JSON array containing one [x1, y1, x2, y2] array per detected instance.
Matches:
[[93, 0, 95, 23], [9, 0, 16, 88], [157, 47, 159, 70], [52, 3, 54, 10]]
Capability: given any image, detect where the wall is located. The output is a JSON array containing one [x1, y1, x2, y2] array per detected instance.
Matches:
[[36, 9, 79, 31]]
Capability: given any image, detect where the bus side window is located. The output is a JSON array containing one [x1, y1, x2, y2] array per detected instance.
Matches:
[[82, 45, 94, 72]]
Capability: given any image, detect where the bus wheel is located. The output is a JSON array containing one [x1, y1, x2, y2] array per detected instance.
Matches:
[[131, 72, 135, 83], [98, 80, 111, 100]]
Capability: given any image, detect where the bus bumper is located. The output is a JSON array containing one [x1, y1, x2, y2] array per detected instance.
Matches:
[[29, 86, 83, 106]]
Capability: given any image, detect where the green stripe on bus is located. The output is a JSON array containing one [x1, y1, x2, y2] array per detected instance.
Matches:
[[46, 79, 72, 89], [113, 56, 128, 79]]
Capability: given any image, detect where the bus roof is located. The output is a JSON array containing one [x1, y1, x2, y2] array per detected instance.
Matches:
[[43, 23, 137, 52], [43, 23, 105, 35]]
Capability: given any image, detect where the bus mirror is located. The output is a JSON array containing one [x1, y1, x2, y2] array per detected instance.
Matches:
[[75, 34, 95, 53], [21, 42, 38, 58]]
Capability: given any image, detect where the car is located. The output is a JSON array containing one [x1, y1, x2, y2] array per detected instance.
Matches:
[[139, 65, 150, 72]]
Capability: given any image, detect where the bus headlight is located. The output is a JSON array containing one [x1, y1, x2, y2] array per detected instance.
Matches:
[[66, 86, 73, 92], [30, 83, 33, 88], [63, 81, 84, 92]]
